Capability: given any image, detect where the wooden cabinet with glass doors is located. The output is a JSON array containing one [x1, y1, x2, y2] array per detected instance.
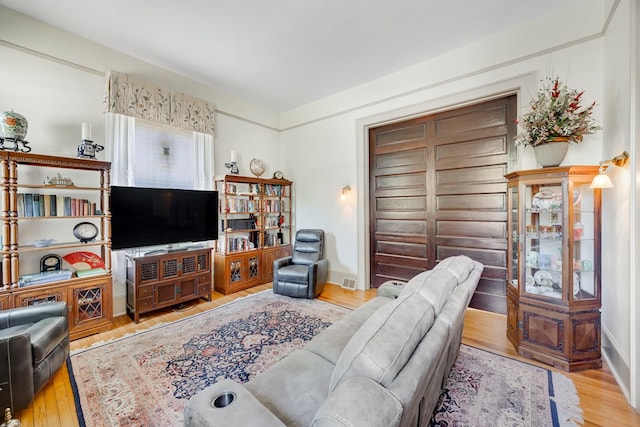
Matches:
[[213, 175, 292, 294], [505, 166, 602, 371]]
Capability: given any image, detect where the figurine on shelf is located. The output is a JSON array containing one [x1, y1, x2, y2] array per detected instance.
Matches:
[[43, 173, 74, 186]]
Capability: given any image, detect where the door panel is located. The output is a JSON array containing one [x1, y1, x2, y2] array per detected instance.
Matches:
[[369, 95, 516, 313]]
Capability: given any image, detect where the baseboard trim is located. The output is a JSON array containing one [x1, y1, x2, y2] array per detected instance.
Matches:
[[602, 329, 632, 404]]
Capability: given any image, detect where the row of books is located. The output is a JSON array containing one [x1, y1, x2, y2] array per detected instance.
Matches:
[[220, 217, 257, 231], [264, 184, 283, 196], [17, 193, 100, 217], [19, 269, 73, 287], [223, 183, 284, 196], [263, 199, 285, 212], [222, 198, 259, 213], [218, 235, 258, 253]]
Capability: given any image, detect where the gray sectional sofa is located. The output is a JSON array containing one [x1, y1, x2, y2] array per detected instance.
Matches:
[[184, 255, 483, 427]]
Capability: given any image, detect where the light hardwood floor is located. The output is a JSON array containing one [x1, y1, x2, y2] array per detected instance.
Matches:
[[13, 283, 640, 426]]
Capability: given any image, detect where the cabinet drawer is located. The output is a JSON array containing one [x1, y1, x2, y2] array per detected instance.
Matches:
[[198, 282, 211, 296], [138, 297, 154, 311], [197, 273, 210, 283], [138, 285, 154, 299]]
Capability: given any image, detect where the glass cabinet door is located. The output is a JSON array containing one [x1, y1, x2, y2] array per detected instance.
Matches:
[[523, 182, 564, 299], [571, 183, 597, 300], [508, 185, 519, 291]]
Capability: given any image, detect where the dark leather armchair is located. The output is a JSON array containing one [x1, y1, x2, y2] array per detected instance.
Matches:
[[273, 229, 328, 298], [0, 302, 70, 412]]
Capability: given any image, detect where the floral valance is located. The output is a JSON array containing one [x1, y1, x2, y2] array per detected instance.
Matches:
[[104, 70, 215, 135]]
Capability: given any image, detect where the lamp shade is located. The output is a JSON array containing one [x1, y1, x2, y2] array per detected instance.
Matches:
[[590, 173, 613, 189]]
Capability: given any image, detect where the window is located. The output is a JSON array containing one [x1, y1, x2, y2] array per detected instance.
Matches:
[[133, 120, 195, 189]]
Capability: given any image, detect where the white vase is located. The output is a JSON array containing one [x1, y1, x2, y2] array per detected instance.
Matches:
[[533, 138, 570, 167]]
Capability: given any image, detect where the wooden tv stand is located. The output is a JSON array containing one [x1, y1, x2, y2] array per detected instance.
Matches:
[[125, 248, 212, 323]]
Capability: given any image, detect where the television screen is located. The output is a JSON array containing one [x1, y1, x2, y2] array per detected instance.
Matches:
[[110, 186, 218, 250]]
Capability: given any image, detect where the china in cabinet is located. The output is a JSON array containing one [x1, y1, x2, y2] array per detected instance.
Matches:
[[213, 175, 292, 294], [505, 166, 602, 371]]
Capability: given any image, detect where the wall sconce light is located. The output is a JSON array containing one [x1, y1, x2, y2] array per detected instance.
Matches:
[[590, 151, 629, 189], [341, 185, 351, 200]]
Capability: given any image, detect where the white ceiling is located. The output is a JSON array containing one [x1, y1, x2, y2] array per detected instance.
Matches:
[[1, 0, 583, 112]]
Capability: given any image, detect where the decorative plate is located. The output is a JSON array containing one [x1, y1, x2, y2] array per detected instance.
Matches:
[[533, 270, 553, 287], [28, 238, 55, 247], [249, 158, 265, 177], [531, 190, 562, 210]]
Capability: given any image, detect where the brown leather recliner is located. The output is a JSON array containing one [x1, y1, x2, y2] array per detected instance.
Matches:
[[0, 302, 70, 412]]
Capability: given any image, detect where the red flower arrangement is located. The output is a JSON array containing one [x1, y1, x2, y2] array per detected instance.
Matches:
[[515, 77, 601, 147]]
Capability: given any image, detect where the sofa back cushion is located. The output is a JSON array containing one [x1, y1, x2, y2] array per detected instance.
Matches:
[[399, 269, 457, 315], [432, 255, 475, 283], [329, 292, 434, 391]]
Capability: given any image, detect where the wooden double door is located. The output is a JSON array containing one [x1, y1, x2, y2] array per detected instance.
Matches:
[[369, 96, 516, 313]]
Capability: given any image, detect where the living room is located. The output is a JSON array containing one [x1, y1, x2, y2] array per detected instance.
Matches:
[[0, 0, 638, 424]]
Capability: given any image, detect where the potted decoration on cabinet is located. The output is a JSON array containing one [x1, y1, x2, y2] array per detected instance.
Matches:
[[515, 76, 601, 167]]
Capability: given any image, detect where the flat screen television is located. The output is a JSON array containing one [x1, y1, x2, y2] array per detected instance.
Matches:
[[110, 186, 218, 250]]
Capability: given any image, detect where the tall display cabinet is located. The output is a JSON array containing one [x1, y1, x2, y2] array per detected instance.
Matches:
[[505, 166, 602, 371], [213, 175, 292, 295]]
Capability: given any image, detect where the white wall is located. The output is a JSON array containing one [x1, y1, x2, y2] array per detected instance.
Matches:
[[601, 0, 635, 404], [281, 0, 637, 408]]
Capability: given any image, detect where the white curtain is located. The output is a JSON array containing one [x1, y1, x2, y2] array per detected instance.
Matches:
[[105, 112, 136, 186], [193, 131, 215, 190]]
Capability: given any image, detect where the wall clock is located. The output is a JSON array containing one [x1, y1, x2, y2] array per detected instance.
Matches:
[[40, 254, 62, 272], [73, 221, 99, 243]]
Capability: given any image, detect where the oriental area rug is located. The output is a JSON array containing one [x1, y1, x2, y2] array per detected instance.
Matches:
[[68, 291, 583, 427]]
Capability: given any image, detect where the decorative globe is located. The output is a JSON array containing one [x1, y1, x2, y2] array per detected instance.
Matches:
[[0, 110, 28, 140], [249, 158, 266, 177]]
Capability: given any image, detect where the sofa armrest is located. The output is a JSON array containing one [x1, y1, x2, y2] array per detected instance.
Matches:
[[184, 379, 286, 427], [311, 377, 402, 427], [309, 258, 329, 285], [0, 331, 35, 411], [273, 256, 293, 270], [0, 302, 68, 328], [377, 281, 407, 299]]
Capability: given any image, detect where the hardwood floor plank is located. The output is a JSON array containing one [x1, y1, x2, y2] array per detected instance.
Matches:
[[11, 284, 639, 426]]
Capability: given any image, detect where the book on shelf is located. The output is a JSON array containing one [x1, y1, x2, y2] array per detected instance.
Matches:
[[18, 269, 73, 287], [17, 193, 25, 216], [32, 194, 41, 216], [75, 267, 107, 277], [43, 194, 51, 217], [49, 194, 57, 216], [23, 193, 34, 217], [16, 193, 95, 217], [63, 196, 72, 216]]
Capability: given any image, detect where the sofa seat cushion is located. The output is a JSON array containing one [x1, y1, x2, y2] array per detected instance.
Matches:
[[276, 264, 310, 284], [305, 297, 389, 364], [329, 293, 435, 391], [26, 317, 68, 364], [399, 269, 457, 315], [433, 255, 475, 283], [246, 349, 335, 427]]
